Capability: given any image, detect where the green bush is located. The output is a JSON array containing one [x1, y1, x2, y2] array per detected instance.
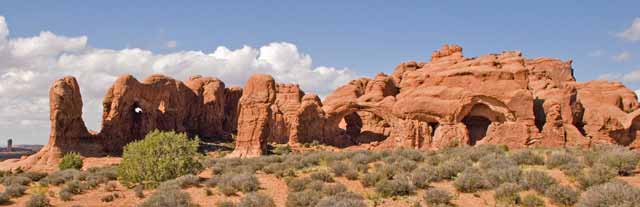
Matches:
[[577, 164, 616, 189], [286, 190, 320, 207], [545, 185, 578, 206], [494, 183, 522, 205], [26, 192, 50, 207], [374, 177, 415, 197], [238, 192, 275, 207], [453, 168, 487, 193], [576, 180, 640, 207], [118, 130, 203, 188], [59, 152, 83, 170], [520, 170, 557, 193], [139, 182, 196, 207], [423, 188, 452, 206], [509, 149, 545, 165], [316, 192, 366, 207], [521, 194, 545, 207]]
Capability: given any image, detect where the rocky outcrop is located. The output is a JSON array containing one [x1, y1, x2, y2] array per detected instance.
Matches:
[[5, 44, 640, 169]]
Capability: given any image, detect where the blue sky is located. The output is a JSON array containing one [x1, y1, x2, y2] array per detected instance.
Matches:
[[0, 1, 639, 144]]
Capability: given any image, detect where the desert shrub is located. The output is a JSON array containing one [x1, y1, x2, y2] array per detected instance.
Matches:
[[577, 180, 640, 207], [453, 168, 487, 193], [374, 177, 415, 197], [545, 151, 577, 169], [0, 192, 9, 205], [104, 181, 117, 192], [593, 146, 640, 176], [361, 173, 383, 187], [62, 180, 84, 195], [494, 182, 522, 205], [321, 183, 347, 196], [545, 185, 578, 206], [316, 191, 366, 207], [238, 192, 275, 207], [59, 152, 83, 170], [271, 144, 292, 155], [484, 166, 521, 188], [576, 164, 616, 189], [87, 166, 118, 180], [134, 185, 145, 198], [310, 170, 334, 183], [286, 190, 319, 207], [175, 174, 200, 188], [118, 130, 202, 188], [139, 183, 195, 207], [330, 161, 350, 177], [217, 173, 260, 195], [2, 175, 31, 186], [521, 194, 545, 207], [350, 152, 379, 165], [520, 170, 557, 193], [59, 189, 73, 201], [101, 194, 114, 203], [412, 167, 437, 189], [287, 177, 312, 192], [559, 162, 585, 178], [20, 172, 48, 182], [39, 169, 83, 186], [26, 192, 50, 207], [423, 188, 452, 206], [345, 169, 359, 180], [393, 159, 418, 173], [435, 158, 471, 180], [510, 149, 545, 165], [4, 184, 27, 197], [216, 200, 236, 207], [478, 153, 517, 170], [394, 148, 425, 162]]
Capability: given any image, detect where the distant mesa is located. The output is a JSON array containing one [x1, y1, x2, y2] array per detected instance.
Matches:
[[3, 44, 640, 171]]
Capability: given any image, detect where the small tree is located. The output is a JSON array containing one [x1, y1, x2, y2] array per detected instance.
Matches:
[[59, 152, 83, 170], [118, 130, 202, 188]]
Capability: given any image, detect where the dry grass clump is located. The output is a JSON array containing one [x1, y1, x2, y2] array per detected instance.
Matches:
[[216, 173, 260, 196], [576, 180, 640, 207], [576, 164, 616, 189], [545, 150, 577, 169], [374, 175, 416, 197], [25, 192, 50, 207], [316, 192, 366, 207], [453, 167, 487, 193], [545, 185, 578, 206], [237, 192, 276, 207], [521, 194, 545, 207], [509, 149, 545, 165], [493, 182, 522, 205], [139, 179, 196, 207], [520, 170, 557, 193], [423, 188, 453, 207]]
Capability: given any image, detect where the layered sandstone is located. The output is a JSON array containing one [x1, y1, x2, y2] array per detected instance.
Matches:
[[4, 44, 640, 169]]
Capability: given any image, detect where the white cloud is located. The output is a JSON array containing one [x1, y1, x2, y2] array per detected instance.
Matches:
[[623, 69, 640, 82], [588, 50, 604, 57], [165, 40, 177, 48], [617, 17, 640, 42], [0, 16, 358, 144], [597, 73, 622, 81], [612, 51, 632, 62]]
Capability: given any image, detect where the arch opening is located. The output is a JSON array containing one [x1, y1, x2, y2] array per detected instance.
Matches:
[[534, 98, 546, 132], [461, 103, 501, 146], [338, 111, 390, 145]]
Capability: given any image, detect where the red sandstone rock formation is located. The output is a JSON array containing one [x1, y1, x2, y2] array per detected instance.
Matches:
[[4, 44, 640, 168]]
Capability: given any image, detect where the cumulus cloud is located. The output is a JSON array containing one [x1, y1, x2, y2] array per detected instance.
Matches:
[[612, 51, 632, 62], [617, 17, 640, 42], [588, 50, 604, 57], [0, 16, 358, 144]]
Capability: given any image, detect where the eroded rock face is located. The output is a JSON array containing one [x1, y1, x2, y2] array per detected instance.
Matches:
[[6, 44, 640, 169]]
